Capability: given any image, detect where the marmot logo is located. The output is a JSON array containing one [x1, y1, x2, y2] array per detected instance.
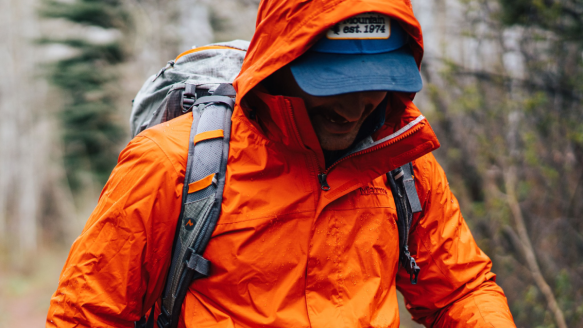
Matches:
[[359, 186, 388, 195], [185, 219, 194, 230]]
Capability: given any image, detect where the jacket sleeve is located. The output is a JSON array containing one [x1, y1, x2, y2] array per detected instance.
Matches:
[[46, 135, 184, 327], [396, 153, 516, 327]]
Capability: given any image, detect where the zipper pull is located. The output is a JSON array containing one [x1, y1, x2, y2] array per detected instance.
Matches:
[[318, 174, 331, 191], [152, 60, 175, 82]]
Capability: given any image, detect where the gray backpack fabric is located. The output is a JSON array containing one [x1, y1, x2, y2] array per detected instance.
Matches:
[[130, 40, 249, 138], [131, 39, 421, 328]]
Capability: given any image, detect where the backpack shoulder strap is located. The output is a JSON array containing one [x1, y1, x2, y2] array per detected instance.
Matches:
[[400, 163, 422, 213], [153, 83, 235, 328], [387, 162, 422, 285]]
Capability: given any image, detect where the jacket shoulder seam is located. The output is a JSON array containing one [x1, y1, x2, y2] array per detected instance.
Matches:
[[134, 135, 183, 176]]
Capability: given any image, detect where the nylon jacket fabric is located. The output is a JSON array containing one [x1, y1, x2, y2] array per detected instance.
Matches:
[[47, 0, 516, 327]]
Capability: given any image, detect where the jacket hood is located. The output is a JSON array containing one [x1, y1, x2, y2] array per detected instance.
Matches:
[[231, 0, 439, 191], [233, 0, 424, 101]]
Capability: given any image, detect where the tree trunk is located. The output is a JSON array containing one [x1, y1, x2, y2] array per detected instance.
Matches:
[[0, 0, 43, 254], [503, 166, 567, 328], [0, 0, 75, 260], [504, 110, 567, 328]]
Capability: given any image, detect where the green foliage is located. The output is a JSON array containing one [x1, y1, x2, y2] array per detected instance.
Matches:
[[499, 0, 583, 42], [39, 0, 130, 190], [39, 0, 130, 29], [512, 285, 556, 328]]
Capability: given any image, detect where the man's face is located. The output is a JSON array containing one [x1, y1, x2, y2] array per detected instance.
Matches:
[[271, 67, 387, 151]]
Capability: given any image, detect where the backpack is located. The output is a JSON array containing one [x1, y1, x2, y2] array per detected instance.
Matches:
[[131, 40, 421, 328], [130, 40, 249, 138]]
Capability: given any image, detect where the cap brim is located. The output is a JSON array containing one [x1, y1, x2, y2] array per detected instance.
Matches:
[[290, 46, 422, 96]]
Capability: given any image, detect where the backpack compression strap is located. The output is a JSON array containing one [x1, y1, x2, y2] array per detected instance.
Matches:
[[387, 162, 422, 284], [152, 84, 235, 328]]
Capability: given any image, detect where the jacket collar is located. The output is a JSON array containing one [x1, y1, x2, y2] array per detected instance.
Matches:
[[237, 89, 440, 192]]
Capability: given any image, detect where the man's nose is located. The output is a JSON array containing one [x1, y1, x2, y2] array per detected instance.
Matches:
[[335, 92, 375, 121]]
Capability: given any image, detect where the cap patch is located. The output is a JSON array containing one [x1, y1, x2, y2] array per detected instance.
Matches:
[[327, 13, 391, 40]]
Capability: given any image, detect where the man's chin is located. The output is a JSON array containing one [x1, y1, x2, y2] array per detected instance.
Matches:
[[319, 134, 358, 151]]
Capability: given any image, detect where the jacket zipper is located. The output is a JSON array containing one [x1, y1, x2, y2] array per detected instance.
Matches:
[[283, 98, 425, 192], [318, 174, 331, 191], [317, 121, 425, 191], [283, 99, 325, 192]]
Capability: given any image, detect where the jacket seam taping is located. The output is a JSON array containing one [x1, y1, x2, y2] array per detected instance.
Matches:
[[137, 135, 183, 176], [472, 295, 496, 328]]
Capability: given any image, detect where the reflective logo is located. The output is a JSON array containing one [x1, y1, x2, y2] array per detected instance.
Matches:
[[327, 13, 391, 40]]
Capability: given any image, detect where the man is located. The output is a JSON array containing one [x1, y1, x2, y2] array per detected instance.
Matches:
[[47, 0, 517, 327]]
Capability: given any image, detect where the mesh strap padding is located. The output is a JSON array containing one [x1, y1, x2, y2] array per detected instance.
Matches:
[[186, 104, 228, 204]]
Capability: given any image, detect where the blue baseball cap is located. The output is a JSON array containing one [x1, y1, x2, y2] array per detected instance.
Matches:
[[290, 13, 422, 96]]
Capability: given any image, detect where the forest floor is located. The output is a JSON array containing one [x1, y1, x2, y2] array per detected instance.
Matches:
[[0, 247, 67, 328], [0, 247, 422, 328]]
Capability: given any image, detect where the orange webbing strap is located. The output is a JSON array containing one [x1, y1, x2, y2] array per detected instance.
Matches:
[[193, 129, 224, 145], [188, 173, 215, 194]]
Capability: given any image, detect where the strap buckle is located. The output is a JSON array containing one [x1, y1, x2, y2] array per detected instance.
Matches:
[[391, 167, 405, 181], [181, 83, 197, 113], [408, 257, 420, 284], [401, 249, 420, 285], [156, 305, 171, 328]]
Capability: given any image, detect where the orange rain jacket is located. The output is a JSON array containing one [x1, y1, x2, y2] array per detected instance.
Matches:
[[47, 0, 516, 327]]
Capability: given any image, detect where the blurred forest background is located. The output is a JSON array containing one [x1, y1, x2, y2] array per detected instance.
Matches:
[[0, 0, 581, 327]]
